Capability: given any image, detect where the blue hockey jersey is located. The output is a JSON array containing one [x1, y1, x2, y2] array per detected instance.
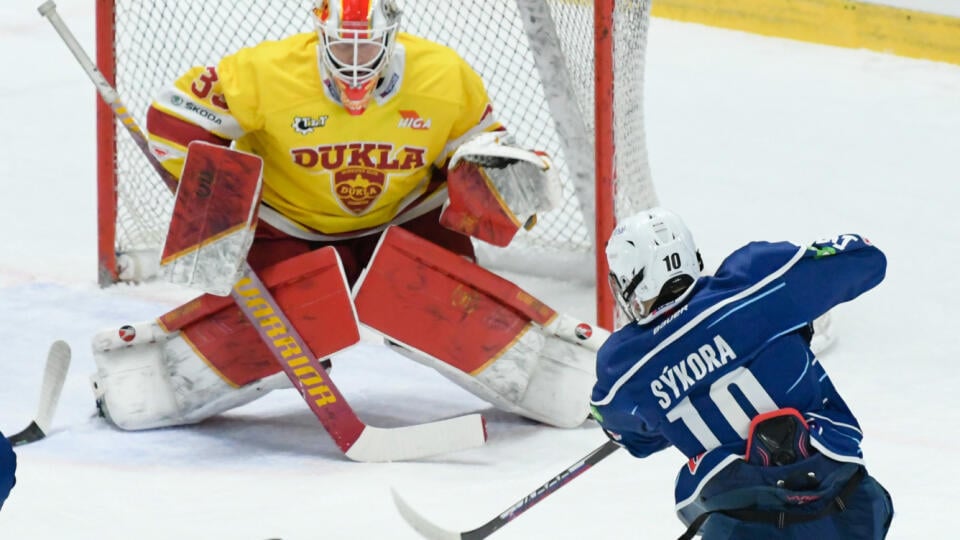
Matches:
[[590, 234, 886, 516], [0, 431, 15, 509]]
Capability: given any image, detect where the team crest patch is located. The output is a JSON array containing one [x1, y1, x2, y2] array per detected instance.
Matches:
[[334, 169, 385, 214]]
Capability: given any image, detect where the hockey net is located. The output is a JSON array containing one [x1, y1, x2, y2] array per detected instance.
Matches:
[[96, 0, 657, 326]]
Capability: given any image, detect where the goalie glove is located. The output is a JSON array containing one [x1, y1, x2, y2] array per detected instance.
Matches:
[[441, 131, 562, 246]]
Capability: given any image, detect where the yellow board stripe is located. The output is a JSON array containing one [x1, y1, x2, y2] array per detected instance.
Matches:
[[651, 0, 960, 66]]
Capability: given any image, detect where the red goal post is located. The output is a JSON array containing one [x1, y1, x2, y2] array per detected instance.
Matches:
[[95, 0, 657, 329]]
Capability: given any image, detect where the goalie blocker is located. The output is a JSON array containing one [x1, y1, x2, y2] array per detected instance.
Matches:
[[92, 229, 605, 431], [159, 140, 263, 296]]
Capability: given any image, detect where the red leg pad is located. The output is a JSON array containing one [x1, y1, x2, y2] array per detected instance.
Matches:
[[354, 227, 557, 374], [158, 247, 359, 386]]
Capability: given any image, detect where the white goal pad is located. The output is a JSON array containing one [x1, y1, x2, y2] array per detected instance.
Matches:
[[387, 324, 601, 429], [90, 321, 289, 430]]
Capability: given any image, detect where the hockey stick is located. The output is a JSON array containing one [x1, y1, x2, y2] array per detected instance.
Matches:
[[392, 440, 622, 539], [38, 0, 487, 462], [6, 340, 71, 446]]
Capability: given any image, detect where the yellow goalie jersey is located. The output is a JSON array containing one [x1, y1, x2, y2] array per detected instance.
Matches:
[[146, 32, 502, 238]]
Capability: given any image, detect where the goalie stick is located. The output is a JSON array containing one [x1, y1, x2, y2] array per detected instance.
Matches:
[[6, 341, 71, 446], [392, 440, 622, 539], [38, 0, 487, 462]]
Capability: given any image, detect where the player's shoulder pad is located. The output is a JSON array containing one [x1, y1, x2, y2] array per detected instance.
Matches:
[[715, 240, 801, 282]]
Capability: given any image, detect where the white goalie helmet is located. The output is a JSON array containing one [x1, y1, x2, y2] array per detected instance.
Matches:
[[605, 207, 703, 323], [313, 0, 401, 115]]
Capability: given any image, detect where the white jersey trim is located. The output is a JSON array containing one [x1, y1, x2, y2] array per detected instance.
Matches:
[[438, 120, 502, 168], [806, 412, 864, 437], [808, 437, 866, 466], [153, 87, 245, 140]]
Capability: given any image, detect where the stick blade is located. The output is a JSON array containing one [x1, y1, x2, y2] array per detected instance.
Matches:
[[35, 340, 71, 433], [6, 421, 45, 447], [345, 414, 487, 463], [6, 340, 71, 446], [391, 488, 465, 540]]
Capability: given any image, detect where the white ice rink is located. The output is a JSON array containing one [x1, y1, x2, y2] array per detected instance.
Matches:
[[1, 0, 958, 538]]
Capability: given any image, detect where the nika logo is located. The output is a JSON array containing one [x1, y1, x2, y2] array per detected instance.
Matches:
[[398, 109, 431, 130], [293, 115, 329, 135]]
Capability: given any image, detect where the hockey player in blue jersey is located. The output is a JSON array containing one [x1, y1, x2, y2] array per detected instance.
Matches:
[[0, 432, 15, 509], [590, 208, 893, 539]]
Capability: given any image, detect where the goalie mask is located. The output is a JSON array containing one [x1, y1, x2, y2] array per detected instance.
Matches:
[[605, 208, 703, 323], [314, 0, 401, 115]]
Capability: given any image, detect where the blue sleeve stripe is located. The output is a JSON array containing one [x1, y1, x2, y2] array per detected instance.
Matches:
[[592, 245, 807, 406], [765, 322, 809, 344], [707, 282, 786, 328], [807, 412, 864, 436], [786, 348, 812, 394]]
